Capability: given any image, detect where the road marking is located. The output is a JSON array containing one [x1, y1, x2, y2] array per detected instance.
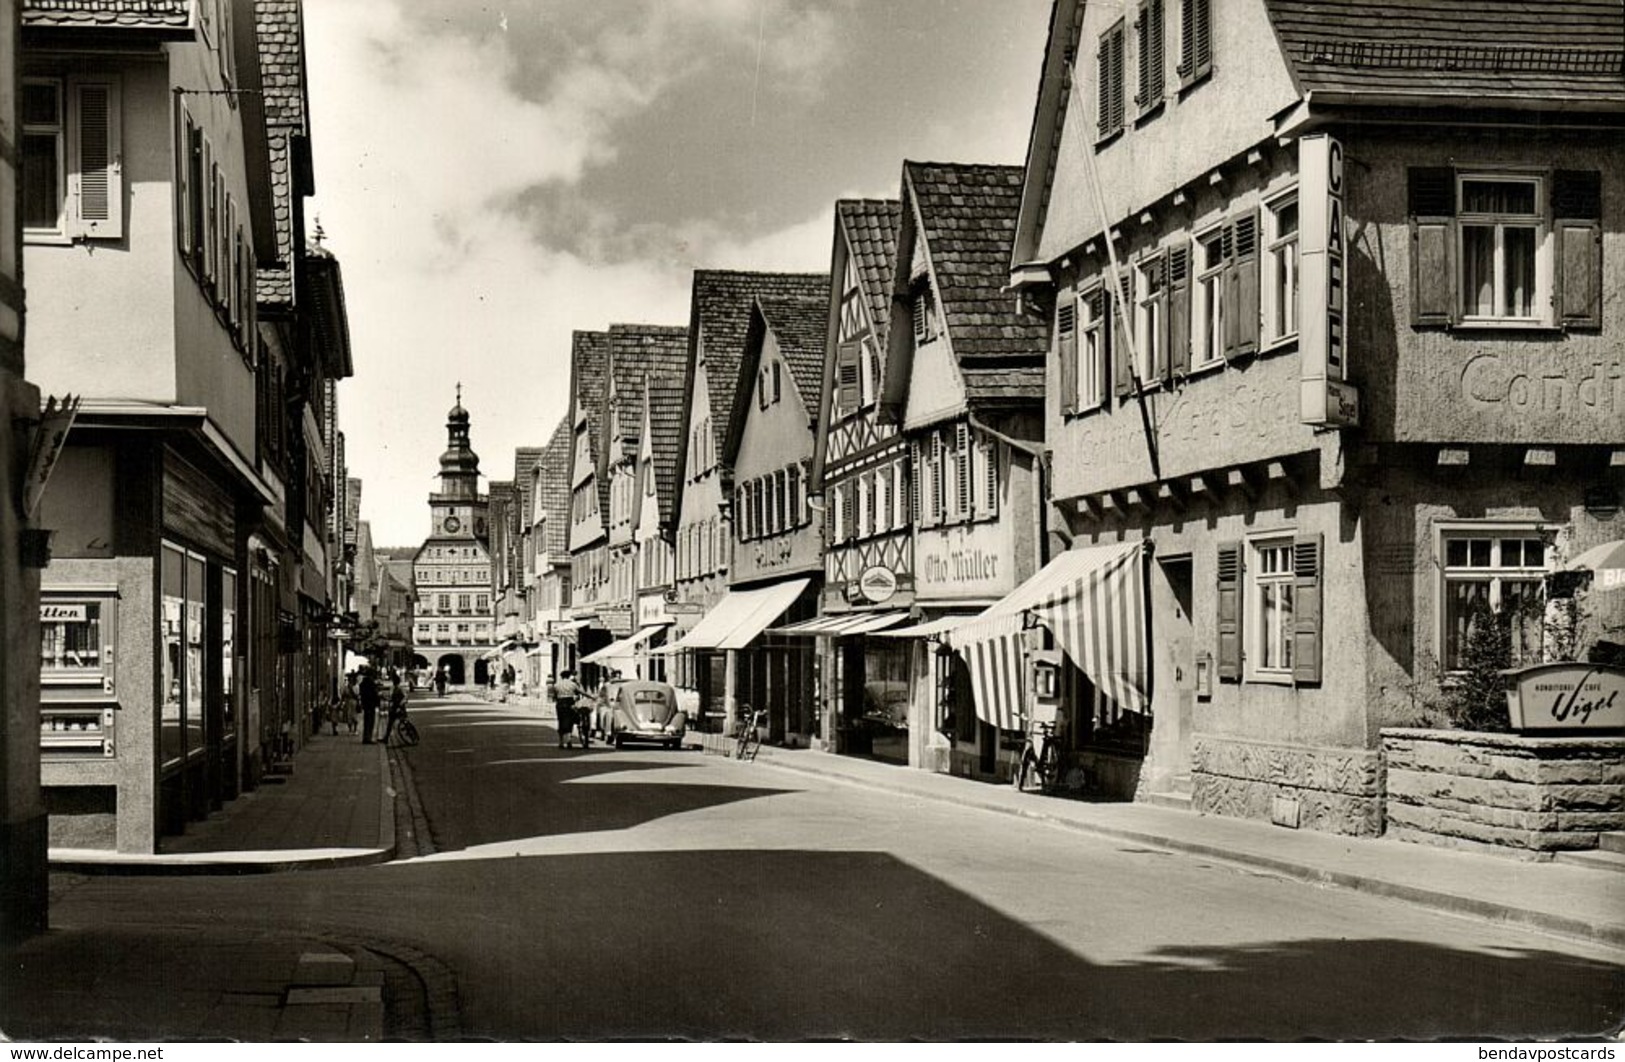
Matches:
[[446, 748, 473, 754]]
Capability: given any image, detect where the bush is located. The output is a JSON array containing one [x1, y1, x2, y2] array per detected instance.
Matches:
[[1438, 599, 1521, 733]]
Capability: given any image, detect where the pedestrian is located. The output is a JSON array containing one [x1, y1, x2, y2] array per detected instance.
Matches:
[[360, 667, 380, 744], [332, 672, 359, 735], [553, 668, 586, 749], [435, 665, 448, 698], [383, 667, 408, 743]]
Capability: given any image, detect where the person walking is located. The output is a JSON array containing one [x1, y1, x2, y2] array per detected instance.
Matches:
[[553, 669, 586, 749], [435, 666, 448, 698], [360, 668, 381, 744], [332, 672, 360, 736], [382, 668, 408, 744]]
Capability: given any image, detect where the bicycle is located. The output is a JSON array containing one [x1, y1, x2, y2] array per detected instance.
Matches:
[[1014, 719, 1060, 794], [733, 704, 764, 761], [386, 704, 420, 748]]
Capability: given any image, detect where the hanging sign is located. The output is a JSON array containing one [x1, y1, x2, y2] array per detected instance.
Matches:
[[1298, 136, 1359, 428], [858, 565, 898, 604], [24, 394, 80, 517]]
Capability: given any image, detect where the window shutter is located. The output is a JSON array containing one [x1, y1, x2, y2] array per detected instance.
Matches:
[[908, 445, 921, 529], [1553, 171, 1603, 329], [955, 422, 972, 518], [897, 460, 910, 527], [1057, 299, 1078, 415], [1097, 24, 1125, 138], [837, 341, 861, 411], [1292, 533, 1323, 685], [1166, 243, 1191, 379], [1231, 212, 1260, 357], [203, 144, 217, 285], [69, 80, 121, 239], [789, 463, 803, 527], [175, 105, 192, 258], [980, 435, 999, 519], [1216, 541, 1243, 681], [772, 362, 782, 405], [1113, 273, 1134, 397], [1179, 0, 1212, 83], [1407, 167, 1458, 327]]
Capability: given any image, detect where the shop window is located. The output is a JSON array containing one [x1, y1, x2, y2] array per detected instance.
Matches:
[[1439, 529, 1547, 672], [1264, 193, 1300, 346], [41, 596, 114, 693], [23, 76, 122, 240]]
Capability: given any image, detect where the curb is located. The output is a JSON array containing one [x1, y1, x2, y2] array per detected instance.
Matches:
[[733, 745, 1625, 952]]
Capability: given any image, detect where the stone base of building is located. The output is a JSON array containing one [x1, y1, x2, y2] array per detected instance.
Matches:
[[1381, 728, 1625, 859], [1192, 734, 1383, 836], [0, 812, 48, 946]]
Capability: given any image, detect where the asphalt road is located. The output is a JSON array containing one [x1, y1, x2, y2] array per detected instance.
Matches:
[[38, 698, 1625, 1040]]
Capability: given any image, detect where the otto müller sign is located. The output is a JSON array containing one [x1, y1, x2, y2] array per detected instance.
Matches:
[[1504, 663, 1625, 732], [1298, 134, 1359, 428]]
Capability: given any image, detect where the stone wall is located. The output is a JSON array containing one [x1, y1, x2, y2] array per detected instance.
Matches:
[[1382, 728, 1625, 857], [1192, 734, 1383, 836]]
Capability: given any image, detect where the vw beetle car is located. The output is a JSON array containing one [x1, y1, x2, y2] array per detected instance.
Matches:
[[608, 680, 687, 749]]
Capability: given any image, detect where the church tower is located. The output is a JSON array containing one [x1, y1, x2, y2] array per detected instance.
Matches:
[[412, 386, 496, 687]]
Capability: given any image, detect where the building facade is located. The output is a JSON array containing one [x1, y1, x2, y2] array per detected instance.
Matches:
[[412, 396, 496, 687], [1010, 0, 1625, 831], [527, 417, 572, 691]]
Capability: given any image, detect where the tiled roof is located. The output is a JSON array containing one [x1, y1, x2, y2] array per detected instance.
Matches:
[[570, 330, 612, 522], [836, 200, 901, 341], [254, 0, 307, 307], [906, 161, 1047, 404], [22, 0, 190, 29], [512, 446, 544, 532], [1266, 0, 1625, 103], [537, 417, 572, 560], [755, 296, 829, 413], [687, 270, 829, 461], [606, 325, 688, 528]]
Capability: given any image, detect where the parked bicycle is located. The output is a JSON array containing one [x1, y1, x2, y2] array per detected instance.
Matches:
[[733, 704, 764, 761], [1014, 717, 1060, 794], [386, 701, 420, 748]]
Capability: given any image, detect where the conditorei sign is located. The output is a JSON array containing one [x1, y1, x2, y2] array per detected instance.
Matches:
[[1298, 134, 1359, 428], [1503, 663, 1625, 732]]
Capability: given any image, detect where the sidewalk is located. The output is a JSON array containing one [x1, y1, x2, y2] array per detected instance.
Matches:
[[16, 732, 406, 1042], [697, 734, 1625, 951], [49, 729, 395, 873]]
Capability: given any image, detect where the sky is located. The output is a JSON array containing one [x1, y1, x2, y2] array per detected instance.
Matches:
[[305, 0, 1052, 547]]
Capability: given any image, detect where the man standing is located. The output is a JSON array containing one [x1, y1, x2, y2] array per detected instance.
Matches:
[[360, 668, 381, 744], [553, 669, 586, 749]]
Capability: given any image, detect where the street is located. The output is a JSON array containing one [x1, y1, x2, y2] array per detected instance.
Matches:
[[31, 697, 1625, 1040]]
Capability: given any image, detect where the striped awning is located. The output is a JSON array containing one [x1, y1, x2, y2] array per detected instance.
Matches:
[[653, 578, 811, 653], [769, 611, 911, 637], [948, 542, 1149, 729], [871, 613, 977, 640]]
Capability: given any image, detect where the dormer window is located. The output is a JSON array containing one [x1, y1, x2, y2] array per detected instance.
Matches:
[[911, 281, 939, 345]]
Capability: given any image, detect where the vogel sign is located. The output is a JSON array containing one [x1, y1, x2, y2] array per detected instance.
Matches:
[[1503, 663, 1625, 732]]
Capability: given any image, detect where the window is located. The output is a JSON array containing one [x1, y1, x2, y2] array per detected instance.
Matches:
[[1082, 287, 1109, 410], [861, 338, 881, 406], [973, 433, 1000, 520], [912, 282, 939, 345], [437, 594, 450, 612], [457, 594, 471, 613], [893, 462, 909, 528], [1264, 194, 1299, 345], [1178, 0, 1212, 87], [1194, 227, 1226, 368], [1135, 0, 1165, 115], [1410, 168, 1600, 329], [831, 482, 846, 543], [1097, 21, 1126, 140], [1134, 254, 1166, 386], [1440, 530, 1547, 671], [837, 341, 861, 413], [23, 77, 121, 240], [1217, 534, 1322, 684], [1251, 540, 1296, 677]]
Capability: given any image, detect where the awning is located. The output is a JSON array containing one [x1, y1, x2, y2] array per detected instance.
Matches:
[[770, 610, 910, 638], [549, 619, 592, 637], [949, 542, 1149, 730], [873, 613, 978, 640], [655, 578, 810, 653], [581, 624, 665, 665]]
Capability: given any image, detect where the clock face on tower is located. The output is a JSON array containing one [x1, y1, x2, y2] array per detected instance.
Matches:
[[442, 514, 461, 534]]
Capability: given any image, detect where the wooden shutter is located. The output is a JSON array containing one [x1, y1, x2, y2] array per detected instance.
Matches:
[[1113, 272, 1134, 397], [1228, 212, 1260, 358], [981, 435, 999, 519], [908, 444, 921, 528], [70, 80, 121, 239], [1179, 0, 1212, 83], [837, 341, 861, 411], [1098, 23, 1124, 138], [1147, 255, 1170, 381], [175, 104, 191, 258], [1166, 242, 1191, 379], [1057, 299, 1078, 415], [772, 362, 782, 405], [1216, 541, 1243, 681], [1292, 533, 1323, 685], [955, 422, 972, 519], [1553, 171, 1603, 329], [1408, 167, 1457, 327]]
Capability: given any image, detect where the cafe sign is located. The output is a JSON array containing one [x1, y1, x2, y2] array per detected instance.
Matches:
[[1503, 663, 1625, 732], [857, 565, 898, 604]]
